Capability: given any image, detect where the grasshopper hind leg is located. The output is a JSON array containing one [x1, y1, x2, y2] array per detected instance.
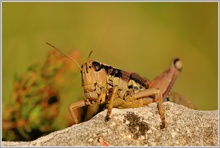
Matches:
[[156, 93, 165, 129]]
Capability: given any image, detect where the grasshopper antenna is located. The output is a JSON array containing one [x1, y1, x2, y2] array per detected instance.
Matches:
[[87, 50, 93, 60], [45, 42, 82, 71]]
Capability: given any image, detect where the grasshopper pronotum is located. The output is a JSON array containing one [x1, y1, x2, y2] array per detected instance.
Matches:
[[46, 43, 182, 128]]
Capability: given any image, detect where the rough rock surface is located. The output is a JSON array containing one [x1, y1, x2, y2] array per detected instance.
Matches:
[[2, 102, 218, 146]]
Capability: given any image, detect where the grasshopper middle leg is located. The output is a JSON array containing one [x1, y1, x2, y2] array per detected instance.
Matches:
[[105, 86, 119, 121], [126, 88, 165, 128], [105, 86, 165, 128]]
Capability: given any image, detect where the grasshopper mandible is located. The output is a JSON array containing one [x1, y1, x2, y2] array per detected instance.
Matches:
[[46, 43, 183, 128]]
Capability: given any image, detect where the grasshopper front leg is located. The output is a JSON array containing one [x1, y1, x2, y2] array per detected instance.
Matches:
[[69, 99, 91, 124], [69, 88, 108, 124]]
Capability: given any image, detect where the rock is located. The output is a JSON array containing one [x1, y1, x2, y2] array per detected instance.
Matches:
[[2, 102, 218, 146]]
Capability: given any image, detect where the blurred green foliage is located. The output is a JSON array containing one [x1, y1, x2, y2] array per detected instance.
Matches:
[[2, 49, 81, 141], [2, 2, 218, 140]]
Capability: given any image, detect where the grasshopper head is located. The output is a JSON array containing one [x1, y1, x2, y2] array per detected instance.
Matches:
[[81, 60, 106, 85], [81, 59, 107, 99]]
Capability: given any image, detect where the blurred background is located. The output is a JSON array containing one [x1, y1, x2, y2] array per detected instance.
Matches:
[[2, 2, 218, 141]]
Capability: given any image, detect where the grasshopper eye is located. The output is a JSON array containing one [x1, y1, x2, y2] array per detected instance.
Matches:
[[92, 61, 102, 71]]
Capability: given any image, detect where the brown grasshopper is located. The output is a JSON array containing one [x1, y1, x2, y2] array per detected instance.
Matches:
[[46, 43, 183, 128]]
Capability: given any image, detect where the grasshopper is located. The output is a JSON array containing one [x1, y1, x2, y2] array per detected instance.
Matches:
[[46, 43, 183, 128]]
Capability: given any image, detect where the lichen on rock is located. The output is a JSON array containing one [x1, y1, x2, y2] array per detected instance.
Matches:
[[2, 102, 218, 146]]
